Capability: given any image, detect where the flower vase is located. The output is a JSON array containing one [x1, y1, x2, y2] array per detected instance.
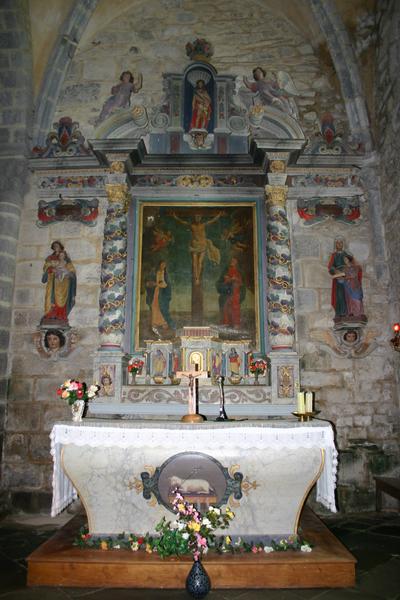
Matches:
[[186, 559, 211, 599], [71, 399, 85, 422], [130, 372, 136, 385], [254, 372, 260, 385]]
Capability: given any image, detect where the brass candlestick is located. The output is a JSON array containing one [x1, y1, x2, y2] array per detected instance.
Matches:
[[292, 411, 320, 422]]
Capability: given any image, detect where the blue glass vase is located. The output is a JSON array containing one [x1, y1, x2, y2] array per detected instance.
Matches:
[[185, 559, 211, 599]]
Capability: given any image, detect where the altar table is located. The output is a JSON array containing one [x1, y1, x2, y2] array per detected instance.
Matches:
[[51, 419, 337, 538]]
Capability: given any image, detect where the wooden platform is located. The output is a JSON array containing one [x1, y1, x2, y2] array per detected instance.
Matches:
[[27, 508, 356, 589]]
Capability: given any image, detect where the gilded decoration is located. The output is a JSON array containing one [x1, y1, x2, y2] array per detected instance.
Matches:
[[105, 183, 130, 207], [110, 161, 125, 173], [269, 160, 286, 173], [265, 185, 288, 206], [176, 175, 214, 187], [278, 365, 294, 398]]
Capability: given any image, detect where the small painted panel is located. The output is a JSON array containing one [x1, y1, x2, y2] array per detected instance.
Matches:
[[141, 452, 243, 513]]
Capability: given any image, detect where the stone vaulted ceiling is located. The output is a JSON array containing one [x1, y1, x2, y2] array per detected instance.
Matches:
[[30, 0, 374, 149]]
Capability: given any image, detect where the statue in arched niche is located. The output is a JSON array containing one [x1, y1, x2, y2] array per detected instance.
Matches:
[[185, 68, 214, 143]]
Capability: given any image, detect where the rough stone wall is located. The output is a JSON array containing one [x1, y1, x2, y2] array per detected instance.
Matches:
[[55, 0, 348, 142], [375, 1, 400, 332], [2, 190, 106, 512], [0, 0, 33, 514], [290, 187, 398, 511]]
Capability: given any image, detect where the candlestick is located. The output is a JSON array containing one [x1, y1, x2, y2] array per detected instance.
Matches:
[[305, 391, 314, 413], [297, 391, 305, 414]]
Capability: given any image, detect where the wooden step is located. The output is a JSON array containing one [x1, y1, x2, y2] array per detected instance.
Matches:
[[27, 507, 356, 589]]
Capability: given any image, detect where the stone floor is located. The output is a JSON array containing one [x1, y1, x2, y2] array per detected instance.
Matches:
[[0, 510, 399, 600]]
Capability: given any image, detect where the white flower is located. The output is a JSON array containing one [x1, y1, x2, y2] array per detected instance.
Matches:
[[177, 521, 185, 530], [209, 507, 220, 515], [182, 532, 189, 540], [301, 544, 312, 553], [114, 544, 120, 549], [264, 546, 274, 553], [201, 518, 211, 526], [203, 546, 208, 554]]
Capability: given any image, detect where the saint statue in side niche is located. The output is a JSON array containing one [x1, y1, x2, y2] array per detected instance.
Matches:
[[190, 79, 212, 131], [96, 70, 143, 124], [41, 241, 76, 327], [328, 237, 367, 324]]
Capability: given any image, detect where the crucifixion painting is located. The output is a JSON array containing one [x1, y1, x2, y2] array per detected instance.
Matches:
[[136, 203, 259, 349]]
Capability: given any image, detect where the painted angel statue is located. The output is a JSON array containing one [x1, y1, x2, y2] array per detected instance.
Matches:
[[97, 70, 143, 124], [241, 67, 299, 119]]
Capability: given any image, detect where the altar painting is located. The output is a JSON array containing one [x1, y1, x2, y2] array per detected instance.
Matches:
[[135, 202, 259, 349]]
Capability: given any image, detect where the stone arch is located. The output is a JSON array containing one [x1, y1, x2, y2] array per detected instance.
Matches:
[[33, 0, 99, 146], [33, 0, 372, 150], [310, 0, 373, 151]]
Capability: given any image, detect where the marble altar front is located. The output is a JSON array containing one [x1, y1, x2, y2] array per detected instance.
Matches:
[[51, 419, 337, 539]]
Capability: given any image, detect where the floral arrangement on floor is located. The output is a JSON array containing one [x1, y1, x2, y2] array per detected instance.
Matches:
[[74, 491, 312, 555], [127, 358, 145, 375], [249, 357, 267, 376], [57, 379, 100, 405]]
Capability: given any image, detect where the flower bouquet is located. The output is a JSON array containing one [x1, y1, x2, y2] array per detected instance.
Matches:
[[57, 379, 100, 421], [154, 492, 234, 561]]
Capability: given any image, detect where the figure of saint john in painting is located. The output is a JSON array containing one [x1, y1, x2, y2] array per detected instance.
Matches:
[[145, 260, 174, 336], [172, 212, 222, 285], [96, 70, 143, 124], [217, 257, 245, 328], [243, 67, 299, 119], [190, 79, 212, 130], [41, 241, 76, 326]]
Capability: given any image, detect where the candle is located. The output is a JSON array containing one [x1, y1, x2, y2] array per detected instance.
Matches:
[[305, 391, 314, 413], [297, 392, 305, 414]]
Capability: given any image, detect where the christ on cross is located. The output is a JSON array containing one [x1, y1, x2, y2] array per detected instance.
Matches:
[[176, 367, 206, 422], [172, 211, 222, 285]]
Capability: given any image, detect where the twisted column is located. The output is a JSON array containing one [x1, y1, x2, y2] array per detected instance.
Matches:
[[99, 163, 129, 348], [265, 157, 295, 350]]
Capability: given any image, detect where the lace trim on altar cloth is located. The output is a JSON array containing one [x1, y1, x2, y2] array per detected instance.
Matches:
[[50, 420, 338, 516]]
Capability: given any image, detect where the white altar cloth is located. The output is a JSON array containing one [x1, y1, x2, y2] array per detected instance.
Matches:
[[50, 419, 338, 518]]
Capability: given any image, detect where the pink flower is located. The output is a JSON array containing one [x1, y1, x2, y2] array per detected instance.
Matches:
[[251, 546, 258, 553], [193, 550, 200, 561]]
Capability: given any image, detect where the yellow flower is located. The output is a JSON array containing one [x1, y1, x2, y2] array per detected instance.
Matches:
[[61, 391, 69, 399], [177, 503, 185, 512], [145, 543, 153, 554], [100, 540, 108, 550], [188, 521, 201, 532], [130, 541, 139, 551], [226, 508, 235, 519], [225, 535, 232, 545]]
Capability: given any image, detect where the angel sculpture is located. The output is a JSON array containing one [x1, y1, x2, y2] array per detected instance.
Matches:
[[242, 67, 299, 119], [96, 70, 143, 124]]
